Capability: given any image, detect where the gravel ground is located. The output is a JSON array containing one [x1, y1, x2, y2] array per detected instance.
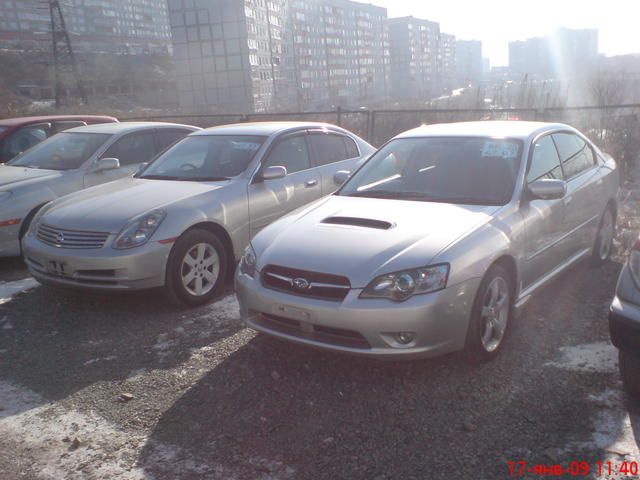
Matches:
[[1, 237, 639, 478]]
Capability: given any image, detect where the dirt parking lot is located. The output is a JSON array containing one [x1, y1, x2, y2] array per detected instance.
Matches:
[[0, 249, 638, 479]]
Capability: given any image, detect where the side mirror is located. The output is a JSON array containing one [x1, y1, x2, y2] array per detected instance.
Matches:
[[528, 179, 566, 200], [333, 170, 351, 186], [94, 157, 120, 172], [261, 165, 287, 181]]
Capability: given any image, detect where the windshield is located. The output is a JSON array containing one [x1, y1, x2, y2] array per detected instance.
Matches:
[[339, 137, 523, 206], [7, 132, 111, 170], [140, 135, 266, 181]]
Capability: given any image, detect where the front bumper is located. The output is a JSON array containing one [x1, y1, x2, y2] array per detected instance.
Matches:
[[235, 270, 481, 359], [609, 295, 640, 353], [22, 234, 173, 290]]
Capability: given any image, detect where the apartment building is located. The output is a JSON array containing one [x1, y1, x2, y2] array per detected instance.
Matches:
[[0, 0, 171, 53], [170, 0, 388, 112], [455, 39, 483, 86], [438, 32, 456, 92], [509, 28, 599, 80], [387, 16, 440, 101], [290, 0, 389, 109]]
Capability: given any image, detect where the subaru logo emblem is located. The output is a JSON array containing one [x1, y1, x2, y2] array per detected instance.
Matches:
[[292, 278, 310, 290], [56, 232, 65, 244]]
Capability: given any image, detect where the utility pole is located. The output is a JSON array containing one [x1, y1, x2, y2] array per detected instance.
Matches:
[[46, 0, 88, 107]]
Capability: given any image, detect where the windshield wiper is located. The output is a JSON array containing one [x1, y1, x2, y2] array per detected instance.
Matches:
[[425, 196, 503, 206], [345, 190, 431, 200], [179, 176, 231, 182], [140, 174, 182, 180]]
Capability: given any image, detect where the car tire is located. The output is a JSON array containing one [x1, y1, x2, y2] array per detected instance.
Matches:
[[619, 350, 640, 402], [165, 229, 227, 307], [592, 206, 615, 265], [464, 264, 513, 364]]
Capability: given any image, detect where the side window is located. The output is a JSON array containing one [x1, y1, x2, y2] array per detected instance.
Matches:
[[308, 132, 349, 166], [263, 135, 310, 174], [343, 136, 360, 159], [552, 133, 595, 179], [102, 131, 156, 166], [527, 135, 563, 183], [156, 128, 192, 151], [0, 123, 52, 161], [53, 121, 86, 134]]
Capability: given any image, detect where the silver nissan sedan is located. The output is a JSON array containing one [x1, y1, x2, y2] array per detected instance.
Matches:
[[0, 122, 198, 257], [22, 122, 374, 306], [236, 121, 619, 362]]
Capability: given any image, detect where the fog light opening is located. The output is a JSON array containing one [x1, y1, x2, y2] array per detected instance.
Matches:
[[396, 332, 415, 345]]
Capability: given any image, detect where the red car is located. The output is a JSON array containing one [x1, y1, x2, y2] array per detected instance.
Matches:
[[0, 115, 118, 163]]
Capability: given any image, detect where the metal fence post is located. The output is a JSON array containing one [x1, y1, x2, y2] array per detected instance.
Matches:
[[369, 110, 377, 145]]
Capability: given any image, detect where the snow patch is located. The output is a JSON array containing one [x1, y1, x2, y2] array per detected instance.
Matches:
[[0, 278, 39, 305], [83, 355, 117, 366], [206, 294, 239, 322], [545, 342, 618, 373], [565, 388, 639, 463]]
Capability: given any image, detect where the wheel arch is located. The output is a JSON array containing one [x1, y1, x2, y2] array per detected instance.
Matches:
[[181, 221, 236, 277], [490, 254, 518, 298], [19, 202, 49, 240]]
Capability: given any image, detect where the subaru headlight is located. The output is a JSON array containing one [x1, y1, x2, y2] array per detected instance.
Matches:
[[239, 243, 257, 277], [360, 264, 449, 301], [0, 191, 11, 203], [113, 210, 166, 249]]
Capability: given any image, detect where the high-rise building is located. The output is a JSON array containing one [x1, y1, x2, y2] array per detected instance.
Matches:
[[455, 39, 482, 86], [290, 0, 389, 109], [438, 32, 456, 92], [387, 16, 440, 101], [170, 0, 389, 112], [170, 0, 296, 112], [509, 28, 599, 80], [0, 0, 171, 54]]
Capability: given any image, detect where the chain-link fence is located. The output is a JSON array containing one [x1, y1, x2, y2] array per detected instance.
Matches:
[[124, 104, 640, 175]]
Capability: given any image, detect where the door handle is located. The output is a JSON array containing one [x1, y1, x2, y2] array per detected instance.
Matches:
[[304, 179, 318, 188], [563, 195, 573, 206]]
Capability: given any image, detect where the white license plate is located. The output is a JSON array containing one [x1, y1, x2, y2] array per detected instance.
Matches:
[[272, 304, 311, 322]]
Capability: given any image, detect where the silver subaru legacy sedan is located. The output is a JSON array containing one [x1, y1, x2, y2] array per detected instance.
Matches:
[[236, 121, 619, 362], [0, 122, 199, 257], [22, 122, 374, 306]]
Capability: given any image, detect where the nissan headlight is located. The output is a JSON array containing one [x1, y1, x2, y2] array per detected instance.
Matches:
[[113, 210, 166, 249], [360, 264, 449, 301], [239, 244, 257, 277]]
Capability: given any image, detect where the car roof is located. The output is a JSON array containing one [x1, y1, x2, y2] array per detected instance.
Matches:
[[64, 121, 200, 135], [396, 121, 573, 140], [0, 115, 118, 127], [192, 121, 347, 137]]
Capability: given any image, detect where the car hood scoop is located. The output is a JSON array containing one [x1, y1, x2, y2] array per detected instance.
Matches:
[[321, 216, 394, 230]]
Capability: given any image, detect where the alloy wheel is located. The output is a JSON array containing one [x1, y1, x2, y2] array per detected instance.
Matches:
[[480, 277, 510, 353], [180, 242, 220, 296], [598, 209, 614, 261]]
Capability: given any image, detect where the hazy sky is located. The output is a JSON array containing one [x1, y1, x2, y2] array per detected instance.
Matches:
[[373, 0, 638, 66]]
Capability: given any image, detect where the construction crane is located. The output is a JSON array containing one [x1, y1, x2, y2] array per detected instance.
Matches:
[[45, 0, 88, 107]]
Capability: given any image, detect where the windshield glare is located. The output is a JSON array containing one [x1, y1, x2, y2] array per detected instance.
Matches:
[[140, 135, 266, 181], [7, 132, 111, 171], [339, 137, 522, 205]]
